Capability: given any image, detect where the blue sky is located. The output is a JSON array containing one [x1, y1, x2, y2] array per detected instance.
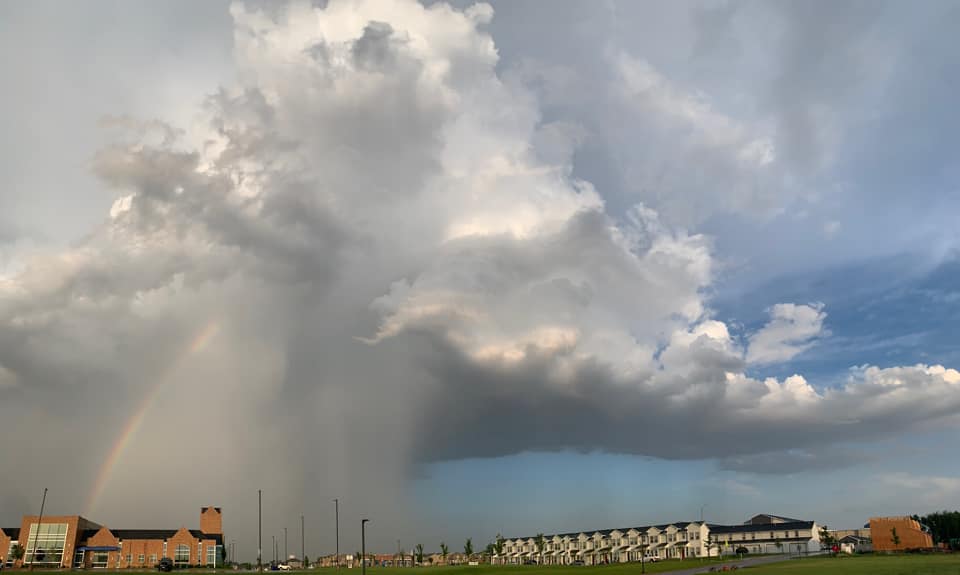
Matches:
[[2, 0, 960, 558]]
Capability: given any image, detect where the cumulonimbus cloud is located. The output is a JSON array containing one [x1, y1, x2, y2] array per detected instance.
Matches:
[[1, 0, 959, 539]]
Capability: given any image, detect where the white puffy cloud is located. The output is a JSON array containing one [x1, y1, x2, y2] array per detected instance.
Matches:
[[746, 302, 828, 365]]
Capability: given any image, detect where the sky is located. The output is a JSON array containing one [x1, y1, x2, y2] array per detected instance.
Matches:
[[2, 0, 960, 561]]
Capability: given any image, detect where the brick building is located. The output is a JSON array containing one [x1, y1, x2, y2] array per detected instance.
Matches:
[[869, 516, 932, 552], [1, 507, 223, 569]]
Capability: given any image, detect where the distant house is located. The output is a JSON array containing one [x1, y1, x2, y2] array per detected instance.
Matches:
[[838, 535, 872, 554]]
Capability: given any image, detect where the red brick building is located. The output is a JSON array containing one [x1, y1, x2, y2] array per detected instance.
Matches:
[[869, 516, 932, 552], [1, 507, 223, 569]]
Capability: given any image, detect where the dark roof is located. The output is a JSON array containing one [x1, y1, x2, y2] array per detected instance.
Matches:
[[79, 529, 222, 545], [1, 528, 20, 539], [710, 521, 814, 534], [201, 507, 222, 514], [82, 529, 100, 540], [510, 522, 703, 541], [111, 529, 180, 540], [839, 535, 871, 543], [745, 514, 803, 525]]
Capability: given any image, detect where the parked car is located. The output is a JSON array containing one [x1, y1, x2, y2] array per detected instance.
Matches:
[[643, 555, 660, 563], [572, 560, 585, 566], [279, 564, 293, 571], [157, 558, 174, 572]]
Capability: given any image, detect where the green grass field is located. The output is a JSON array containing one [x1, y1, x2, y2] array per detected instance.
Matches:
[[733, 554, 960, 574]]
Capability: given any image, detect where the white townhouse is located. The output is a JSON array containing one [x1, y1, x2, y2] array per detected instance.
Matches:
[[494, 514, 821, 565]]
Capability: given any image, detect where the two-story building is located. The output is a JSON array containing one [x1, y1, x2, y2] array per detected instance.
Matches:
[[1, 507, 223, 569], [495, 513, 820, 564]]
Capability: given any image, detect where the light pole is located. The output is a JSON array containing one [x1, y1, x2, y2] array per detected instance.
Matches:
[[258, 490, 262, 572], [28, 488, 48, 571], [361, 519, 370, 575], [699, 505, 707, 562], [301, 515, 305, 566], [333, 499, 339, 570], [285, 527, 288, 563], [272, 536, 276, 565]]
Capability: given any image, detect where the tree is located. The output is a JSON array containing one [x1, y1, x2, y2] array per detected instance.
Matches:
[[12, 544, 24, 563], [415, 544, 424, 565], [535, 534, 545, 565], [495, 534, 505, 557], [303, 556, 310, 569], [355, 551, 362, 567], [819, 527, 836, 552], [464, 538, 473, 558], [891, 528, 901, 549], [916, 510, 960, 548], [440, 543, 448, 564]]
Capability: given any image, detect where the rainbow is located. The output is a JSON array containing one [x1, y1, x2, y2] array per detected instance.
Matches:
[[84, 321, 221, 516]]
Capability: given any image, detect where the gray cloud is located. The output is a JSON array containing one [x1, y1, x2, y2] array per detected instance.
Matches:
[[718, 446, 875, 475]]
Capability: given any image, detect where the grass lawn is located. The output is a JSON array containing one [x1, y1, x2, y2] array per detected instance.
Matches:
[[739, 554, 960, 575]]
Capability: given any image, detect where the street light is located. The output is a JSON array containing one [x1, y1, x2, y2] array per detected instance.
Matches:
[[361, 520, 370, 575], [258, 490, 263, 572], [333, 499, 340, 570], [28, 488, 48, 571]]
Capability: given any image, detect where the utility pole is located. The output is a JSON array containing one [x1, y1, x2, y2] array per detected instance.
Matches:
[[28, 488, 48, 571], [284, 527, 288, 563], [258, 490, 263, 572], [301, 515, 305, 565], [361, 520, 370, 575]]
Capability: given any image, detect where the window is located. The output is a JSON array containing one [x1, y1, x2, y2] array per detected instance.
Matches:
[[139, 554, 145, 564], [174, 544, 190, 566], [126, 554, 132, 564], [92, 552, 109, 569], [206, 545, 217, 566], [150, 554, 157, 564], [794, 531, 799, 537], [24, 522, 69, 567]]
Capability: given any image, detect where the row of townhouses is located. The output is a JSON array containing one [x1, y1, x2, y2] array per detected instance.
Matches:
[[494, 514, 821, 565]]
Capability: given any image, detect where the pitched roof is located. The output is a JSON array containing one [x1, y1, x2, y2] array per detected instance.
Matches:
[[79, 529, 222, 545], [710, 521, 814, 534], [745, 514, 803, 525]]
